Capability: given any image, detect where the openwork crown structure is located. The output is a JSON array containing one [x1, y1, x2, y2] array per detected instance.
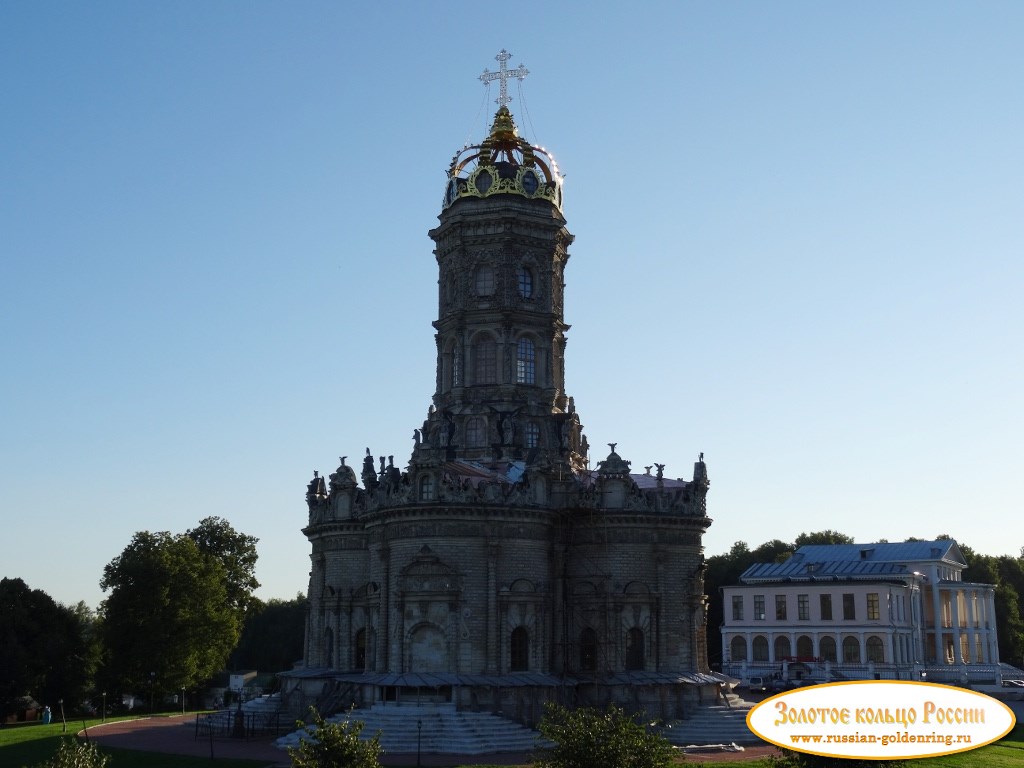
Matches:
[[444, 107, 563, 212]]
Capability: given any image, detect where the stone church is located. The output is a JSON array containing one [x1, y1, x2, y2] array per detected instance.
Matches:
[[283, 84, 719, 723]]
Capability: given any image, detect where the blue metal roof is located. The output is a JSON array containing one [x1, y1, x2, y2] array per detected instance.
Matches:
[[791, 540, 964, 566], [739, 539, 965, 583]]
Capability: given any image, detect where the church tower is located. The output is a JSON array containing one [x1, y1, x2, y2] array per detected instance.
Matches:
[[289, 53, 716, 726], [412, 105, 587, 481]]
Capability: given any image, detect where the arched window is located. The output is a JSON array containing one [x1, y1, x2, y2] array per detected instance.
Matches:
[[774, 635, 791, 661], [517, 266, 533, 298], [866, 636, 884, 663], [819, 636, 837, 663], [752, 635, 769, 661], [579, 628, 597, 672], [843, 636, 860, 663], [474, 337, 497, 384], [525, 422, 540, 449], [475, 265, 494, 296], [511, 627, 529, 671], [625, 627, 644, 671], [355, 628, 366, 670], [419, 475, 435, 502], [730, 636, 747, 662], [324, 627, 334, 667], [796, 635, 813, 660], [465, 417, 486, 447], [516, 337, 536, 384]]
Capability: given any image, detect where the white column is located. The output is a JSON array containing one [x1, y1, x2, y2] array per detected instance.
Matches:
[[930, 567, 943, 664], [951, 589, 963, 665], [986, 590, 1000, 663]]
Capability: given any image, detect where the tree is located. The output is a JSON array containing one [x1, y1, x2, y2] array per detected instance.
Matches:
[[186, 516, 260, 618], [0, 578, 95, 720], [751, 539, 795, 564], [232, 594, 307, 672], [287, 708, 383, 768], [534, 703, 675, 768], [100, 530, 240, 700], [793, 530, 855, 547]]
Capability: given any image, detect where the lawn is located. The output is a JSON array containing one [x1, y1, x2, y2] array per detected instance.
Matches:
[[910, 720, 1024, 768], [2, 716, 1020, 767], [0, 718, 272, 768]]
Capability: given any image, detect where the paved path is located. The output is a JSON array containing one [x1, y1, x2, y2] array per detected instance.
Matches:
[[83, 714, 781, 766]]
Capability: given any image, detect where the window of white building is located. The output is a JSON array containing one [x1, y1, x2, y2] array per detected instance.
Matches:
[[798, 594, 809, 620], [754, 595, 765, 621], [867, 593, 880, 620]]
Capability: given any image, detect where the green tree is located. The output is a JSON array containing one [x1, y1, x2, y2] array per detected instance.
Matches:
[[793, 530, 855, 548], [100, 530, 240, 701], [751, 539, 795, 564], [186, 516, 260, 618], [534, 702, 674, 768], [0, 578, 95, 720], [287, 708, 383, 768], [232, 594, 307, 672]]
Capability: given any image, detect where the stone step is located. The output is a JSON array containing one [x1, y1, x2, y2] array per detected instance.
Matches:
[[276, 703, 547, 755]]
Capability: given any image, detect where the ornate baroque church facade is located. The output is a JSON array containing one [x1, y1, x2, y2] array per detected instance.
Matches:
[[284, 87, 718, 722]]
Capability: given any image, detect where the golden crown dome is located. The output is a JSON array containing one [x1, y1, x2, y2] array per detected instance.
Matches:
[[442, 107, 563, 211]]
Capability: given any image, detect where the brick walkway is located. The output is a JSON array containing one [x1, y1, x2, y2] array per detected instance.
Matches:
[[83, 714, 781, 766]]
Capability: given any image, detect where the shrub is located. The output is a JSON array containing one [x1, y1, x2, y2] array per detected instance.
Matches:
[[287, 707, 383, 768], [30, 738, 110, 768], [535, 702, 676, 768]]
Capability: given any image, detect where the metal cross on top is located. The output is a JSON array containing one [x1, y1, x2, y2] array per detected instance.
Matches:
[[479, 49, 529, 108]]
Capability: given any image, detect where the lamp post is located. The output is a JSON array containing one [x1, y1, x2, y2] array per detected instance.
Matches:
[[101, 692, 106, 722], [149, 672, 156, 713], [181, 688, 185, 715], [416, 718, 422, 768], [58, 699, 66, 733]]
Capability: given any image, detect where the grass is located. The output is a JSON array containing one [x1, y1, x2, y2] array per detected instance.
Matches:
[[0, 716, 273, 768], [2, 716, 1020, 768], [910, 721, 1024, 768]]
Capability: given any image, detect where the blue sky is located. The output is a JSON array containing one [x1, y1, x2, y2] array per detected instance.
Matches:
[[2, 2, 1022, 611]]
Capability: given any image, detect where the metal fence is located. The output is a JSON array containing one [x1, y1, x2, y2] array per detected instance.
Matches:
[[194, 709, 293, 741]]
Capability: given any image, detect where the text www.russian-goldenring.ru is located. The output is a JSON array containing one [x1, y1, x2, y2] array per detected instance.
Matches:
[[789, 731, 972, 747]]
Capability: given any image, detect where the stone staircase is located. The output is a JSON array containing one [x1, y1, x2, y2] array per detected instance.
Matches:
[[276, 701, 549, 755], [275, 695, 769, 755], [660, 693, 764, 748]]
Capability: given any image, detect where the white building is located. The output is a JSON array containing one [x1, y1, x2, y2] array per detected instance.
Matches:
[[720, 540, 1001, 685]]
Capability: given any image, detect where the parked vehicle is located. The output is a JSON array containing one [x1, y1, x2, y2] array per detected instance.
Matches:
[[744, 676, 768, 692]]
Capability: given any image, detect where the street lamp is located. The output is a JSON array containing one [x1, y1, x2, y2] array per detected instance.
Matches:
[[149, 672, 156, 713], [416, 718, 422, 768], [181, 688, 186, 715], [101, 692, 106, 722]]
